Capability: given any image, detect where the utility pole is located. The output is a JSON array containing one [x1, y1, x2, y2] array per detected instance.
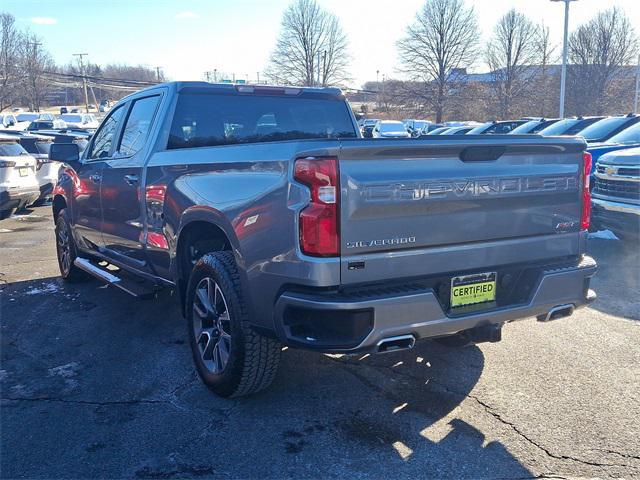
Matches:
[[155, 66, 162, 82], [214, 69, 217, 82], [634, 54, 640, 115], [376, 70, 380, 107], [257, 72, 260, 84], [73, 53, 90, 113], [551, 0, 578, 118]]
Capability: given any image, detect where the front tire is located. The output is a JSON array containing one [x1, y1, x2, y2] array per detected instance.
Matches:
[[55, 209, 89, 282], [186, 251, 281, 397]]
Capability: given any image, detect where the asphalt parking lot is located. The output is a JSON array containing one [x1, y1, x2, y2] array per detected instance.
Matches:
[[1, 206, 638, 479]]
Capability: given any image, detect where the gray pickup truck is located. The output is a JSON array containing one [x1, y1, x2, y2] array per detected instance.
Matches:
[[49, 82, 597, 397]]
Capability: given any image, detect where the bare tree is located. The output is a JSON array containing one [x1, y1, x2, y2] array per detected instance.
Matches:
[[267, 0, 350, 87], [21, 32, 54, 111], [397, 0, 479, 122], [532, 22, 557, 117], [485, 9, 538, 118], [567, 7, 638, 115], [0, 13, 23, 112]]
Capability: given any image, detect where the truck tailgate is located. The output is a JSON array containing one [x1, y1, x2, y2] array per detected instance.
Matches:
[[338, 136, 587, 284]]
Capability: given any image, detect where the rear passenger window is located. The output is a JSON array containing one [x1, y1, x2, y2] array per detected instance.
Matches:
[[88, 106, 124, 159], [118, 95, 160, 156], [167, 92, 357, 149]]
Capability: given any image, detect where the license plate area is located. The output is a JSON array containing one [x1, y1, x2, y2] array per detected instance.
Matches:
[[18, 167, 30, 177], [451, 272, 497, 308]]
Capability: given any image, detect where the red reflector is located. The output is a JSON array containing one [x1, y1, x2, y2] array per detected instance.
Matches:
[[581, 151, 592, 231], [294, 157, 339, 256]]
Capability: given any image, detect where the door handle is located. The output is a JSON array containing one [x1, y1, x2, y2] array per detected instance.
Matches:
[[124, 174, 139, 185], [89, 174, 101, 182]]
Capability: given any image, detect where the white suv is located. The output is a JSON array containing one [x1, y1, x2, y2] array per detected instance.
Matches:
[[0, 135, 40, 219]]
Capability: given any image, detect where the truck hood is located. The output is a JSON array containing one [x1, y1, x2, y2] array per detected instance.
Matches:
[[598, 146, 640, 166]]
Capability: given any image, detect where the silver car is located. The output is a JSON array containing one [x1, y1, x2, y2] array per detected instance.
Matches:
[[372, 120, 411, 138]]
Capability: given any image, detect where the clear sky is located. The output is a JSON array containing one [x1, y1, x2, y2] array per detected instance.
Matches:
[[6, 0, 640, 88]]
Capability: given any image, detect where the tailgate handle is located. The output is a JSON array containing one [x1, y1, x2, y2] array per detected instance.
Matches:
[[459, 146, 506, 162]]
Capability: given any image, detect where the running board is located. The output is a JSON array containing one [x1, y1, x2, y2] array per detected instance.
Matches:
[[74, 258, 155, 299]]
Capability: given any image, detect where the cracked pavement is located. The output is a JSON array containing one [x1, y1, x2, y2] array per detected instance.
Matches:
[[1, 207, 639, 479]]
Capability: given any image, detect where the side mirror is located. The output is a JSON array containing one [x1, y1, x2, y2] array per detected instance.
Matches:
[[7, 118, 15, 127], [49, 143, 80, 165]]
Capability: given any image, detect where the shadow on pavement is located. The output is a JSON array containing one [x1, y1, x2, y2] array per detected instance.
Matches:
[[587, 234, 639, 321], [1, 275, 533, 478]]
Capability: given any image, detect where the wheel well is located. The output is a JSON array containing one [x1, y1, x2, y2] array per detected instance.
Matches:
[[177, 220, 232, 284], [52, 195, 67, 221], [176, 221, 232, 315]]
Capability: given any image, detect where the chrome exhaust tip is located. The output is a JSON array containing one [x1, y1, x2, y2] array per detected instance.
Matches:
[[537, 304, 575, 322], [376, 335, 416, 353]]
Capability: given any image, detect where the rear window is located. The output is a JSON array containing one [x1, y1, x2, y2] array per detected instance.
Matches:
[[61, 114, 83, 123], [36, 141, 52, 154], [380, 122, 406, 133], [577, 117, 633, 141], [538, 119, 579, 136], [0, 142, 27, 156], [168, 93, 357, 149], [607, 123, 640, 144]]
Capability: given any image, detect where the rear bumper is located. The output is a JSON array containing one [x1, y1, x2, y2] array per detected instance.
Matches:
[[591, 197, 640, 236], [0, 187, 41, 212], [274, 256, 597, 353]]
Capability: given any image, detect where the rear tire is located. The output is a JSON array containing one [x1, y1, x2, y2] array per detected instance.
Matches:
[[186, 251, 281, 397], [55, 208, 89, 282]]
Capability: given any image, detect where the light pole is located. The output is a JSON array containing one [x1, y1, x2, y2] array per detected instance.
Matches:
[[634, 54, 640, 115], [551, 0, 577, 118]]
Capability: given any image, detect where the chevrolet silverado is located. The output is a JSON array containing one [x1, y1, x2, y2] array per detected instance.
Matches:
[[49, 81, 597, 397]]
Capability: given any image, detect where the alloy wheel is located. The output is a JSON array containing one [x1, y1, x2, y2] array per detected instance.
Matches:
[[192, 277, 232, 374]]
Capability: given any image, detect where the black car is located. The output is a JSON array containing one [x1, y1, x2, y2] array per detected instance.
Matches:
[[361, 119, 380, 138], [466, 120, 528, 135], [509, 118, 561, 134], [537, 117, 605, 136], [576, 114, 640, 143]]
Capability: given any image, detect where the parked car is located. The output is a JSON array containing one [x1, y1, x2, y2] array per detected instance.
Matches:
[[422, 123, 446, 133], [99, 101, 111, 113], [509, 118, 561, 134], [0, 113, 19, 129], [440, 125, 476, 135], [426, 126, 452, 135], [26, 119, 68, 131], [409, 120, 431, 137], [591, 147, 640, 242], [361, 118, 379, 138], [13, 112, 54, 131], [11, 134, 60, 204], [60, 107, 68, 114], [466, 120, 528, 135], [59, 113, 100, 129], [0, 134, 40, 219], [49, 81, 597, 397], [588, 123, 640, 166], [575, 114, 640, 144], [372, 120, 411, 138], [35, 131, 91, 152], [537, 117, 605, 137], [403, 119, 431, 137]]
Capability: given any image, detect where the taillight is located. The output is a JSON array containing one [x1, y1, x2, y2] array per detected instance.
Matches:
[[294, 157, 339, 256], [581, 151, 592, 231], [0, 161, 16, 168]]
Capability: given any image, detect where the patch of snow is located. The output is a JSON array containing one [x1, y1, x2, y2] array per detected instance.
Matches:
[[24, 282, 60, 295]]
